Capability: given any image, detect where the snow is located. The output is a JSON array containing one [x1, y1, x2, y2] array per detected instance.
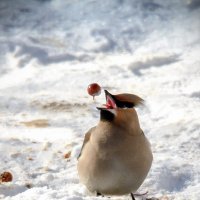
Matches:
[[0, 0, 200, 199]]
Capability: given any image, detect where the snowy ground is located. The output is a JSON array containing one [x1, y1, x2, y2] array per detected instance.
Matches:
[[0, 0, 200, 199]]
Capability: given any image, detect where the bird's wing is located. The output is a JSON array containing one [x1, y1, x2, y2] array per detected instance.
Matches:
[[78, 126, 96, 159]]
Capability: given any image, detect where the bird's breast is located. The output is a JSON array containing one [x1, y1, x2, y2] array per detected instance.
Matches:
[[78, 130, 152, 195]]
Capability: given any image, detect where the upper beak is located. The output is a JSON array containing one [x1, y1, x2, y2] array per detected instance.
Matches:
[[97, 90, 117, 110]]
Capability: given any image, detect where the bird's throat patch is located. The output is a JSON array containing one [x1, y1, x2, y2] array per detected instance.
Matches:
[[100, 109, 115, 122]]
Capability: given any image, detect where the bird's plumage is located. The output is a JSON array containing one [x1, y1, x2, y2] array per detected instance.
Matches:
[[77, 90, 153, 196]]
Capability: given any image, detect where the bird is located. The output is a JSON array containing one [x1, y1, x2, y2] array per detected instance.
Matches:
[[77, 90, 153, 200]]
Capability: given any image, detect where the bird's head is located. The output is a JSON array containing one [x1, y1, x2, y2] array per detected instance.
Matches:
[[97, 90, 144, 123]]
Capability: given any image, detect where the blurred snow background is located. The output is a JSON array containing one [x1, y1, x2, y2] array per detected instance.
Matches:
[[0, 0, 200, 199]]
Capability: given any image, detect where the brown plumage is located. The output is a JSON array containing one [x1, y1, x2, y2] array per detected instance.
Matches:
[[77, 90, 153, 199]]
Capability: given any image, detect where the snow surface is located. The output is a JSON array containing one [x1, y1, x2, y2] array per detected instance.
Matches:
[[0, 0, 200, 199]]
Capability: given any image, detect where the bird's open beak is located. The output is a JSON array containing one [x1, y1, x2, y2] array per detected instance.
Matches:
[[97, 90, 117, 110]]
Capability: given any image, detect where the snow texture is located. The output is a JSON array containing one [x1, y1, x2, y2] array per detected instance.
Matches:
[[0, 0, 200, 199]]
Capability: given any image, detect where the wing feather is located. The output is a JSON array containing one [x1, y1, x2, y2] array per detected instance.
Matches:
[[78, 126, 96, 159]]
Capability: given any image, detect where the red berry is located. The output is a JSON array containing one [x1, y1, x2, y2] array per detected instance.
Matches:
[[0, 171, 13, 182], [87, 83, 101, 98]]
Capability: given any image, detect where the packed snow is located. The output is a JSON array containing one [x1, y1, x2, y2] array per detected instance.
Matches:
[[0, 0, 200, 199]]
